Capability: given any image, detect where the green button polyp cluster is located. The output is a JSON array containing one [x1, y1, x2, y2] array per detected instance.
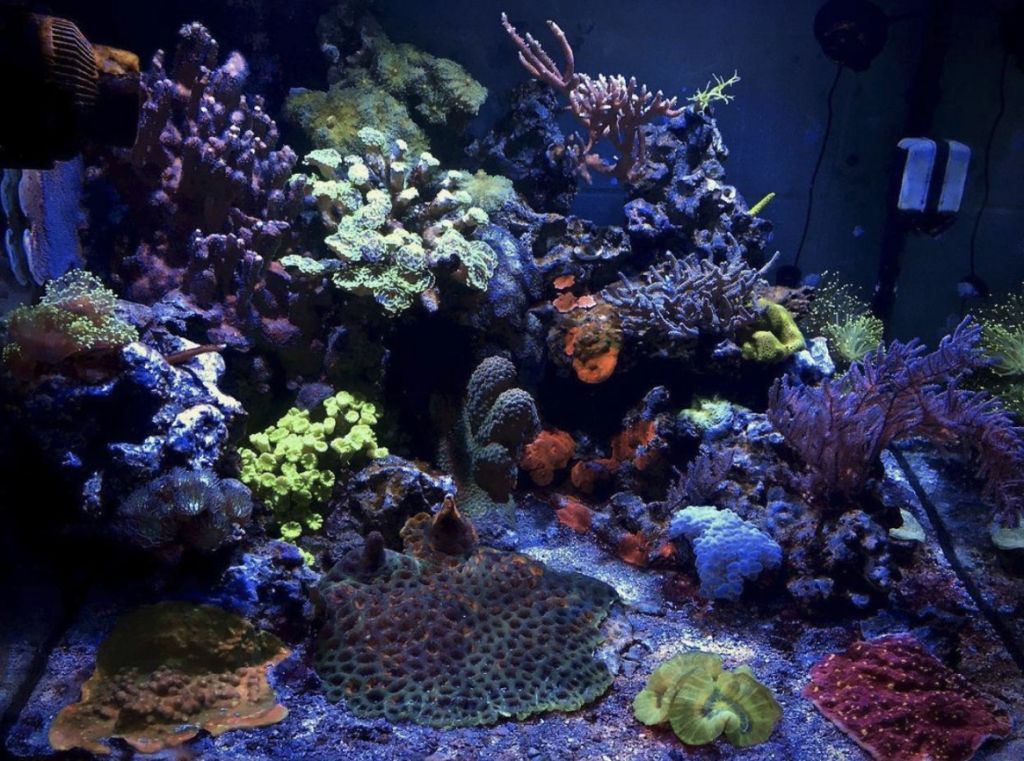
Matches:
[[239, 391, 388, 536]]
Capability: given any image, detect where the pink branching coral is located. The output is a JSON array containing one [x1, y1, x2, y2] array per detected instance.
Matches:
[[805, 634, 1011, 761], [501, 13, 683, 182]]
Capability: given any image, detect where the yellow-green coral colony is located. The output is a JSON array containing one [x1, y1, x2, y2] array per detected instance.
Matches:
[[239, 391, 388, 534], [801, 274, 884, 365], [286, 128, 501, 315], [976, 286, 1024, 416], [633, 652, 782, 748], [2, 270, 137, 367]]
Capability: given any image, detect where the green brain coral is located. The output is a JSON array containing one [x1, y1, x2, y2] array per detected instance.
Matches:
[[287, 128, 499, 315], [239, 390, 388, 535], [316, 497, 618, 727], [634, 652, 781, 748], [3, 270, 137, 376]]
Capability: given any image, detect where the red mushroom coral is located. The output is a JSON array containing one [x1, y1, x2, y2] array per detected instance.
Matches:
[[804, 634, 1011, 761], [521, 429, 576, 486]]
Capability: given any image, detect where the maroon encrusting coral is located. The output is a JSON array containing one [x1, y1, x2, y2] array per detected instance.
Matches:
[[769, 318, 1024, 524], [805, 634, 1011, 761], [93, 22, 308, 351]]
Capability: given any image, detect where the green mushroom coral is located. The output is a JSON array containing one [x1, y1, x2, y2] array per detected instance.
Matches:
[[634, 651, 781, 748], [239, 391, 388, 536], [741, 300, 805, 363]]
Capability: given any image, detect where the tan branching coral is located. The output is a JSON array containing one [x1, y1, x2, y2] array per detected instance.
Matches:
[[501, 13, 683, 182], [49, 602, 289, 756]]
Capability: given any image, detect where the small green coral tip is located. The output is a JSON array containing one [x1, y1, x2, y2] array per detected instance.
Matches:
[[280, 522, 303, 541]]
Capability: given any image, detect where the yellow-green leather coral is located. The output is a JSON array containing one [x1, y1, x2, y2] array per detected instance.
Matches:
[[634, 652, 781, 748], [239, 391, 387, 535], [741, 300, 805, 363]]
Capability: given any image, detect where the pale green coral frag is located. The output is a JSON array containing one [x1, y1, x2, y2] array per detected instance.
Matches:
[[801, 274, 883, 365], [826, 313, 884, 364], [239, 391, 388, 535]]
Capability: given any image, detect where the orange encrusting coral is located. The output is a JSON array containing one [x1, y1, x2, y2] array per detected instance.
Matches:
[[555, 496, 594, 533], [570, 459, 616, 494], [521, 429, 576, 485], [611, 419, 660, 470], [48, 602, 289, 756], [560, 302, 622, 384], [616, 531, 650, 567]]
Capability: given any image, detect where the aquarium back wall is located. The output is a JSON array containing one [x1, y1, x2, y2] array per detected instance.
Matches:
[[48, 0, 1024, 342]]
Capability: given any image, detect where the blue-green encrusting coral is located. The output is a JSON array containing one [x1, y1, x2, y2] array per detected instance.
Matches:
[[669, 505, 782, 600], [239, 391, 388, 537], [634, 651, 781, 748], [285, 129, 501, 315], [316, 499, 617, 727], [3, 270, 137, 376]]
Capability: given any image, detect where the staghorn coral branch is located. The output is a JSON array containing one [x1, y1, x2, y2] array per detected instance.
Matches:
[[501, 13, 576, 91], [500, 13, 682, 183]]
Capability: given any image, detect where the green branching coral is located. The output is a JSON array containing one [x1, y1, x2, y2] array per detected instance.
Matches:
[[634, 652, 781, 748], [3, 270, 137, 377], [801, 274, 884, 366], [286, 129, 500, 315], [239, 391, 388, 536], [741, 300, 805, 363], [976, 285, 1024, 416], [688, 71, 741, 110]]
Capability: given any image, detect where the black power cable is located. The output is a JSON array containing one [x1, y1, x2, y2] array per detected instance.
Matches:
[[783, 63, 843, 285], [966, 49, 1010, 284]]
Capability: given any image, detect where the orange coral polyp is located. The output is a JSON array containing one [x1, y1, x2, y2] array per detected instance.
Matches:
[[521, 429, 576, 485], [572, 345, 619, 384], [555, 497, 593, 533]]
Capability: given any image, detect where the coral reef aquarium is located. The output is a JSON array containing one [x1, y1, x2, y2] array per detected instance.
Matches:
[[6, 0, 1024, 759]]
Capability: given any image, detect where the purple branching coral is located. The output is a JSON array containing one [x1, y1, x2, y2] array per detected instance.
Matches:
[[601, 252, 777, 358], [500, 13, 682, 183], [768, 318, 1024, 525], [94, 23, 307, 349]]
